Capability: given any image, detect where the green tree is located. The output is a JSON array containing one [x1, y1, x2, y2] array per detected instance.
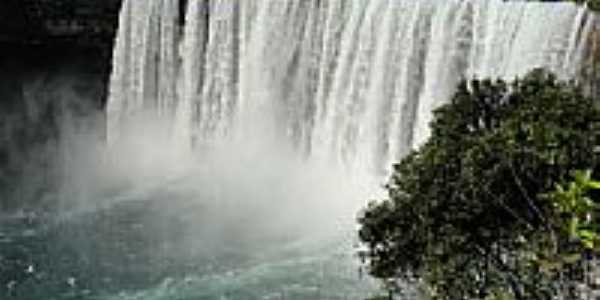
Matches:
[[572, 0, 600, 11], [358, 69, 600, 299]]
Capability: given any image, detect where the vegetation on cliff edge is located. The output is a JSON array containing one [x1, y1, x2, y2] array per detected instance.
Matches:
[[358, 69, 600, 299]]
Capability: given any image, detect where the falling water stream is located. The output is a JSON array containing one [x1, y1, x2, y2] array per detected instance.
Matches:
[[2, 1, 596, 299], [108, 0, 594, 174]]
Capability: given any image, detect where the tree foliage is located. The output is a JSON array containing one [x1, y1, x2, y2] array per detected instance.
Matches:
[[358, 69, 600, 299], [572, 0, 600, 11], [535, 0, 600, 11]]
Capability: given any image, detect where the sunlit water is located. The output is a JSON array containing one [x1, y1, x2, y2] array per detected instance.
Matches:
[[1, 0, 595, 299]]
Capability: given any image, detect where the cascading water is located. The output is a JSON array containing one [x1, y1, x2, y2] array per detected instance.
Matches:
[[3, 1, 592, 300], [108, 0, 594, 176]]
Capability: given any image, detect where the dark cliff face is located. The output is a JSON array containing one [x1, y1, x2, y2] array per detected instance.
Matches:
[[0, 0, 192, 47], [0, 0, 121, 46], [0, 1, 128, 210], [0, 0, 196, 211], [0, 0, 28, 41], [0, 44, 109, 211]]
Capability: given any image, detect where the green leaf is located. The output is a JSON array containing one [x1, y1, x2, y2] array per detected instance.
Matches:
[[569, 217, 580, 238], [587, 180, 600, 190], [577, 229, 598, 241], [582, 239, 595, 250]]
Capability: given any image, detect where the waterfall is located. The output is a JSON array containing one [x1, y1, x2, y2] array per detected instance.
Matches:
[[107, 0, 595, 176], [107, 0, 180, 143]]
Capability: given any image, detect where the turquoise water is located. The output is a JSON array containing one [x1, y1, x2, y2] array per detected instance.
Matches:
[[1, 182, 379, 300]]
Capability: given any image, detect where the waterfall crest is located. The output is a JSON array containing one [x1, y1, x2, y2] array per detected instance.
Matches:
[[107, 0, 596, 175]]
